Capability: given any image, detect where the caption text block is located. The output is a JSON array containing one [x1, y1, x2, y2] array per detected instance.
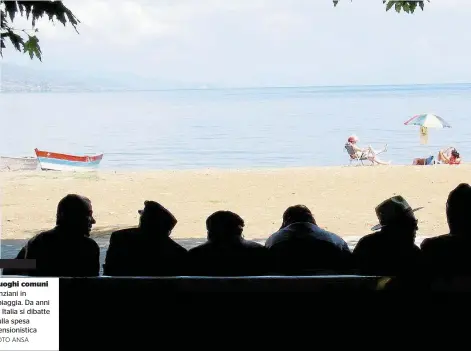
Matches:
[[0, 278, 59, 351]]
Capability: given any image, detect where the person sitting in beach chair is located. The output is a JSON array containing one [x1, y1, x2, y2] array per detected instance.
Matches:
[[438, 147, 461, 165], [345, 135, 389, 165]]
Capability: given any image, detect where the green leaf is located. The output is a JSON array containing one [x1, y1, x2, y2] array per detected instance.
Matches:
[[385, 1, 394, 11], [4, 30, 24, 52], [0, 1, 80, 61], [403, 2, 410, 13], [409, 2, 417, 13], [419, 1, 425, 10], [395, 2, 402, 13], [23, 34, 42, 61]]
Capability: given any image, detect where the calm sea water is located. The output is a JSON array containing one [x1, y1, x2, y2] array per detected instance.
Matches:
[[1, 83, 471, 169]]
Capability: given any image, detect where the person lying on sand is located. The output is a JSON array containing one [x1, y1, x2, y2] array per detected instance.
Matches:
[[412, 155, 435, 165], [346, 135, 390, 165], [438, 147, 461, 165]]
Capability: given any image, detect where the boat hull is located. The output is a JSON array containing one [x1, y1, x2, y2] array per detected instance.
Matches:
[[34, 148, 104, 172], [0, 156, 38, 171]]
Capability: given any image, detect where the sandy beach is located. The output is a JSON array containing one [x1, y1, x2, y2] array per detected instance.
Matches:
[[1, 165, 469, 241]]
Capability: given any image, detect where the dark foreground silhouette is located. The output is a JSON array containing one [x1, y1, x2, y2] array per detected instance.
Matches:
[[4, 194, 100, 277], [103, 201, 187, 276], [188, 210, 269, 276], [4, 182, 471, 281]]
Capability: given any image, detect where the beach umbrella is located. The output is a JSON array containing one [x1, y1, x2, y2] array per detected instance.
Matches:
[[404, 113, 451, 128], [404, 113, 451, 144]]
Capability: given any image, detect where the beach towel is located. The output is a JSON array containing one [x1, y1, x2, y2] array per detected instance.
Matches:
[[425, 155, 435, 165]]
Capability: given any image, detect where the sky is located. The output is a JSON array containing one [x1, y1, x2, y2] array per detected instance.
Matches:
[[2, 0, 471, 88]]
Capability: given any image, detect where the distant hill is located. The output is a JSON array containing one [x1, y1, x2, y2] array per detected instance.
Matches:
[[1, 63, 122, 92], [0, 63, 202, 92], [4, 63, 467, 93]]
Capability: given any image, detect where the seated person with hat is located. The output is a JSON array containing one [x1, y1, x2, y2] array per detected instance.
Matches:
[[353, 195, 423, 276], [103, 200, 187, 276]]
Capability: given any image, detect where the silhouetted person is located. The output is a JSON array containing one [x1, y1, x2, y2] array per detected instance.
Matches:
[[22, 194, 100, 277], [103, 200, 187, 276], [353, 196, 423, 276], [188, 211, 269, 276], [265, 205, 352, 275], [421, 183, 471, 276]]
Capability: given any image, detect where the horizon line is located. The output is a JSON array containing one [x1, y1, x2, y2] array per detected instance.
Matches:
[[157, 81, 471, 91], [85, 81, 471, 93], [2, 81, 471, 94]]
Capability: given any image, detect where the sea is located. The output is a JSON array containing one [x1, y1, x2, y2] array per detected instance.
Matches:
[[1, 83, 471, 266], [1, 83, 471, 169]]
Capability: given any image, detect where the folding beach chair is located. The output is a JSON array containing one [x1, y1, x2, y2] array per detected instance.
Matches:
[[344, 143, 371, 166]]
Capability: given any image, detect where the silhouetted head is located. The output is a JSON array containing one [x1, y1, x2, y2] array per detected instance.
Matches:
[[138, 200, 177, 235], [56, 194, 95, 236], [446, 183, 471, 236], [206, 211, 244, 242], [281, 205, 316, 228], [372, 195, 422, 240]]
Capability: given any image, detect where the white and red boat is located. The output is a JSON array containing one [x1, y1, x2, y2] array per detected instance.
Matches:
[[34, 148, 104, 172]]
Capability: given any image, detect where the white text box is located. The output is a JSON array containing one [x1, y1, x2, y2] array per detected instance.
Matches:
[[0, 278, 59, 351]]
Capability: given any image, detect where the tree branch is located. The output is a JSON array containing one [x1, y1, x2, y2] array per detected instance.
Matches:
[[0, 0, 79, 60]]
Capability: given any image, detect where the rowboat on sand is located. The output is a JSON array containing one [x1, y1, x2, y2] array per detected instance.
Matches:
[[34, 148, 104, 172], [0, 156, 39, 171]]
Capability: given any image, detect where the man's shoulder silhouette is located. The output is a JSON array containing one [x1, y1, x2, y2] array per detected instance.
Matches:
[[27, 227, 58, 246], [27, 227, 99, 251], [354, 232, 377, 248], [24, 227, 100, 276], [108, 226, 187, 255], [108, 227, 139, 243], [239, 238, 266, 249], [189, 237, 265, 254], [421, 234, 455, 248], [266, 222, 349, 250], [421, 234, 471, 265]]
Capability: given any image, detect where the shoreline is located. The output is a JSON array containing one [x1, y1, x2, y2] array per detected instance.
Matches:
[[1, 164, 469, 240], [3, 162, 469, 174]]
